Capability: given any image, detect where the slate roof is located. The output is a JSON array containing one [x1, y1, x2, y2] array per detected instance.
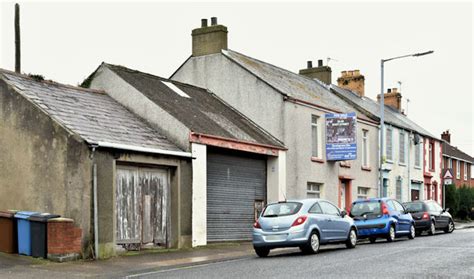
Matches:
[[442, 141, 474, 163], [103, 63, 285, 149], [0, 69, 184, 154], [221, 49, 374, 123], [331, 85, 438, 139]]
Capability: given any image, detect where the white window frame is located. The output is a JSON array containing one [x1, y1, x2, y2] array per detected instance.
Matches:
[[448, 158, 453, 168], [399, 131, 406, 165], [357, 187, 369, 199], [311, 115, 321, 159], [362, 130, 369, 167], [456, 160, 461, 179], [386, 127, 393, 162], [307, 182, 322, 198], [429, 142, 434, 170], [415, 142, 421, 168], [464, 162, 468, 181]]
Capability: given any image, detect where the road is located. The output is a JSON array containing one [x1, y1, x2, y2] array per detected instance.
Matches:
[[129, 228, 474, 279]]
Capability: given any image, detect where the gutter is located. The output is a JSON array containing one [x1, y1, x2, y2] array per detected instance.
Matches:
[[94, 141, 193, 158]]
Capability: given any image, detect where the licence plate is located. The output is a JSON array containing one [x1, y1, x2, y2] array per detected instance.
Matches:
[[265, 234, 287, 241]]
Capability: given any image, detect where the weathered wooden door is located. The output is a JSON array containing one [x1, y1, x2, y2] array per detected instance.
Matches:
[[116, 166, 169, 247]]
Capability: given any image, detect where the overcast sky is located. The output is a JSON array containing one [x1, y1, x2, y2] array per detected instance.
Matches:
[[1, 1, 473, 155]]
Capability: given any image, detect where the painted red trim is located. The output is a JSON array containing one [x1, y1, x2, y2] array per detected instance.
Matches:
[[428, 139, 435, 172], [361, 166, 372, 172], [423, 138, 427, 173], [311, 157, 325, 163], [189, 132, 284, 156], [339, 175, 354, 180], [338, 178, 352, 211], [285, 96, 379, 125]]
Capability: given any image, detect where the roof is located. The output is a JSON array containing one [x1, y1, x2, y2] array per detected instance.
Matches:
[[103, 63, 285, 149], [331, 85, 438, 139], [0, 69, 187, 156], [442, 141, 474, 163], [221, 49, 374, 123]]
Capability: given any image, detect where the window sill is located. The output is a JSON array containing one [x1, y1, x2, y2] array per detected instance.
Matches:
[[340, 162, 351, 168], [311, 157, 325, 164], [399, 162, 406, 167], [414, 166, 422, 170], [361, 166, 372, 172], [385, 159, 393, 164]]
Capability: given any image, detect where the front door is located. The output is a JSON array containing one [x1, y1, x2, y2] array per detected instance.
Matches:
[[339, 179, 352, 211], [411, 189, 420, 201]]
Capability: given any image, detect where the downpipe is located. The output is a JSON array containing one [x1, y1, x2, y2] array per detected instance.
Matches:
[[89, 145, 99, 260]]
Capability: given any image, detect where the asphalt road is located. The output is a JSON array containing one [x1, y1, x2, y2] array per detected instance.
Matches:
[[131, 228, 474, 279]]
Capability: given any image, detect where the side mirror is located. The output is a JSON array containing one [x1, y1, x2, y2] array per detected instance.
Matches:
[[340, 210, 347, 218], [444, 208, 450, 213]]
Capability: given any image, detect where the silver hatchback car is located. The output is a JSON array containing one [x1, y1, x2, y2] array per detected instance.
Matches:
[[252, 199, 357, 257]]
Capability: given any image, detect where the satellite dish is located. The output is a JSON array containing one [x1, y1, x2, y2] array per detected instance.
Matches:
[[413, 134, 420, 145]]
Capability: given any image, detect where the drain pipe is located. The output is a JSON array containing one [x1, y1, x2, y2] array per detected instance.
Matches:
[[89, 145, 99, 260]]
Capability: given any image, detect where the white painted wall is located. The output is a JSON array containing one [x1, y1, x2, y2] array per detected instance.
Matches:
[[267, 150, 287, 203], [191, 143, 207, 247]]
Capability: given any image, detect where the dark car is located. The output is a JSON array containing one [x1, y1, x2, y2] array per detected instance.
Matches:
[[403, 200, 454, 236]]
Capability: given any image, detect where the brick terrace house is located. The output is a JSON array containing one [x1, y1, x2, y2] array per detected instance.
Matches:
[[441, 130, 473, 188]]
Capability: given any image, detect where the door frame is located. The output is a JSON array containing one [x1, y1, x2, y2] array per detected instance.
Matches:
[[338, 176, 353, 211]]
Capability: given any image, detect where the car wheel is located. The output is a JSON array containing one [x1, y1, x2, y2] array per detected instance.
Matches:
[[369, 237, 376, 244], [387, 225, 396, 242], [444, 220, 454, 233], [408, 224, 415, 239], [302, 231, 320, 254], [428, 221, 436, 236], [345, 228, 357, 249], [254, 247, 270, 258]]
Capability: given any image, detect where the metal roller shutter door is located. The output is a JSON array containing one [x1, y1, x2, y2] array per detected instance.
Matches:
[[207, 152, 266, 242]]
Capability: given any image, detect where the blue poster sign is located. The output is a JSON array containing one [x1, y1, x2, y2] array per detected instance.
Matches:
[[325, 112, 357, 161]]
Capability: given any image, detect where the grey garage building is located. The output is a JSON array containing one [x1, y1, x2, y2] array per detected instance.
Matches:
[[86, 63, 287, 246]]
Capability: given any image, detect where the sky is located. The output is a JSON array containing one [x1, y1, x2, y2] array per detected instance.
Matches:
[[1, 1, 473, 156]]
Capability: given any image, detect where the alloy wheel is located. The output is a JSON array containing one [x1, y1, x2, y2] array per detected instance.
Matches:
[[429, 222, 436, 235], [409, 224, 415, 239], [387, 226, 395, 242], [447, 221, 454, 233], [350, 230, 357, 246], [311, 233, 320, 252]]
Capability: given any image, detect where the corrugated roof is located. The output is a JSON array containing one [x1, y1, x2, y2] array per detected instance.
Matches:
[[221, 49, 374, 123], [331, 85, 438, 139], [1, 70, 184, 154], [104, 64, 285, 149], [442, 141, 474, 163]]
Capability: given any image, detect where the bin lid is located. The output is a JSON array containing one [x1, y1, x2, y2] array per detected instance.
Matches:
[[47, 217, 74, 223], [14, 211, 40, 220], [29, 213, 61, 222], [0, 211, 14, 218]]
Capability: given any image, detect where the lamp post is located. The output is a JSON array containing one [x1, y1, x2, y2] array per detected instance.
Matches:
[[379, 50, 434, 198]]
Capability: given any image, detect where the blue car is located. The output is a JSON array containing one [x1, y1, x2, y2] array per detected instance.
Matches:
[[349, 198, 415, 243], [252, 199, 358, 257]]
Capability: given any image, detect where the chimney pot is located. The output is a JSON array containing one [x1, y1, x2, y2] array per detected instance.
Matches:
[[387, 88, 392, 93], [341, 71, 347, 77], [201, 18, 208, 27], [307, 61, 313, 69], [211, 17, 218, 25], [354, 70, 360, 76], [392, 88, 397, 93], [318, 59, 323, 67]]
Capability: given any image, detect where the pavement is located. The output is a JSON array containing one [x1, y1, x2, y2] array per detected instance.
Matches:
[[1, 223, 473, 278]]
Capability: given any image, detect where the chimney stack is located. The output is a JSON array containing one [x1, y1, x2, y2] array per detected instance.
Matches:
[[192, 17, 228, 57], [441, 130, 451, 143], [377, 87, 402, 112], [299, 59, 332, 85], [337, 70, 365, 97]]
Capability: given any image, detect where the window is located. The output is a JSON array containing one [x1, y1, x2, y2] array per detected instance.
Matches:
[[456, 160, 461, 179], [386, 127, 393, 161], [399, 131, 406, 164], [396, 180, 402, 200], [429, 142, 435, 170], [415, 142, 421, 168], [362, 130, 369, 167], [448, 158, 453, 168], [311, 115, 320, 158], [392, 200, 405, 213], [464, 162, 468, 181], [307, 182, 322, 198], [357, 187, 369, 199], [308, 203, 323, 214], [263, 202, 302, 217], [319, 201, 340, 216]]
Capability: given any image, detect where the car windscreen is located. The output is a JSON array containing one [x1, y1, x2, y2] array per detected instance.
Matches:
[[262, 202, 302, 217], [350, 201, 381, 217], [404, 202, 424, 213]]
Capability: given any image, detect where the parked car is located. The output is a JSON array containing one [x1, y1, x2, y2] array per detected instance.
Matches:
[[403, 200, 455, 235], [349, 198, 415, 243], [252, 199, 357, 257]]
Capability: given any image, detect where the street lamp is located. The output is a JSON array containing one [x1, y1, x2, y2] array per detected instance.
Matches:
[[379, 50, 434, 198]]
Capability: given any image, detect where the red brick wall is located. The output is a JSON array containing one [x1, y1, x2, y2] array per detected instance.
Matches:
[[47, 220, 82, 255]]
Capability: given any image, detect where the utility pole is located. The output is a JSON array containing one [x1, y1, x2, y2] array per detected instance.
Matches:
[[15, 3, 21, 73]]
